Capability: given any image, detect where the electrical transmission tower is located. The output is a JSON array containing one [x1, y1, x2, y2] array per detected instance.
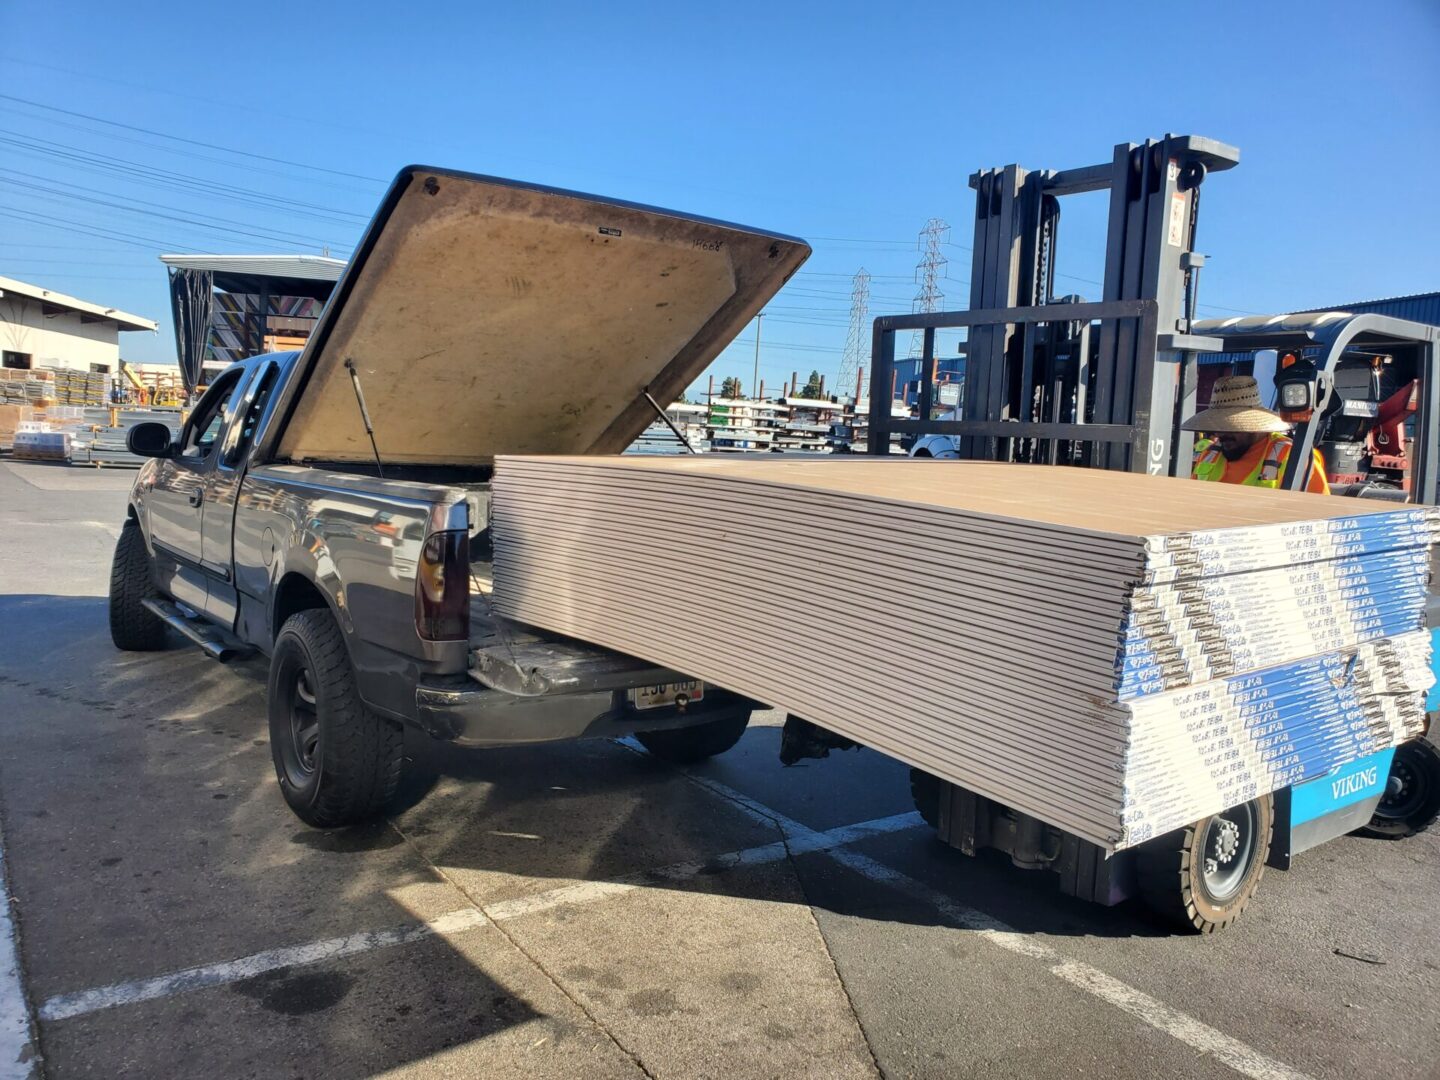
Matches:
[[909, 218, 949, 357], [836, 268, 871, 402]]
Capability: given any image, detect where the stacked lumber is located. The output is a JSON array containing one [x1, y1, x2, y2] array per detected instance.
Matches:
[[0, 369, 52, 405], [490, 457, 1437, 851], [41, 367, 108, 405]]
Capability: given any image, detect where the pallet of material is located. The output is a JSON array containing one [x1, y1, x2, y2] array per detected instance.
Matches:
[[0, 404, 35, 451], [12, 430, 71, 461], [490, 456, 1437, 851]]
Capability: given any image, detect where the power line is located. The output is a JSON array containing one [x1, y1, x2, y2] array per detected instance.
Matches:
[[0, 206, 207, 253], [0, 172, 352, 250], [0, 93, 385, 184], [0, 130, 373, 224]]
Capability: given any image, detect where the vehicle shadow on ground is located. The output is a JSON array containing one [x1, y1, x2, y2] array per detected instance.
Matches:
[[0, 595, 564, 1076], [3, 594, 1180, 942], [0, 593, 1199, 1074]]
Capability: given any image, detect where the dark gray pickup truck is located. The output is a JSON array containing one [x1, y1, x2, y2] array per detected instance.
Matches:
[[110, 168, 810, 827]]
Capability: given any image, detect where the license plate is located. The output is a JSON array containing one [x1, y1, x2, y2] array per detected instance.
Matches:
[[629, 680, 704, 710]]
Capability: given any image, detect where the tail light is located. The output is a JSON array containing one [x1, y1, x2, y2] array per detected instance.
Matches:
[[415, 529, 470, 641]]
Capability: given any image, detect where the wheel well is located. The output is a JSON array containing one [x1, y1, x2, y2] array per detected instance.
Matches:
[[272, 573, 330, 640]]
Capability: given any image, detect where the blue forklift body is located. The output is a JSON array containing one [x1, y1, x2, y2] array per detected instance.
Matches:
[[1267, 625, 1437, 869], [1269, 747, 1394, 869]]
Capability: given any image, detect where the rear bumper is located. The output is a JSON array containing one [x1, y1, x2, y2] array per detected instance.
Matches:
[[414, 681, 754, 748]]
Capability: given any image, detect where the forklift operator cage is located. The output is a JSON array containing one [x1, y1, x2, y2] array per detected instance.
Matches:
[[1189, 312, 1440, 501]]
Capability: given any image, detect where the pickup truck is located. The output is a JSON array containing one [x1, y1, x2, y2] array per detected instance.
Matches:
[[109, 167, 810, 827]]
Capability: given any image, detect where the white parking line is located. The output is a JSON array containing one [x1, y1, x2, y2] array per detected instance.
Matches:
[[661, 762, 1314, 1080], [0, 823, 39, 1080], [37, 811, 921, 1023], [40, 909, 490, 1023]]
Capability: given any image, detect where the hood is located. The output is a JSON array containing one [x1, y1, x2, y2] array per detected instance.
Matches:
[[265, 167, 810, 466]]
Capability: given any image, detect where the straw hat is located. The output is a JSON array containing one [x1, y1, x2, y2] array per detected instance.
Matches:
[[1181, 375, 1291, 434]]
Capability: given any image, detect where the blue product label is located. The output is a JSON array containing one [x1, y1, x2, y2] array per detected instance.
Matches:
[[1289, 748, 1396, 826], [1428, 627, 1440, 713]]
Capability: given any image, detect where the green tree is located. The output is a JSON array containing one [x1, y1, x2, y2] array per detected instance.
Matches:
[[800, 370, 825, 399], [720, 376, 742, 399]]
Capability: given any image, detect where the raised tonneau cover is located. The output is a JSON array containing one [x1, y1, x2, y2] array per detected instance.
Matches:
[[262, 168, 810, 467]]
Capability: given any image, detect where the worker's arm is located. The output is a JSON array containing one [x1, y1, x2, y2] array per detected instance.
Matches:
[[1306, 448, 1330, 495]]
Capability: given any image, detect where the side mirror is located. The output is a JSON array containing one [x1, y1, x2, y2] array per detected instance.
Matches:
[[127, 421, 174, 458]]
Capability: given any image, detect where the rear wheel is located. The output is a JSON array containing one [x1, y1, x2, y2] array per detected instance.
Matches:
[[108, 521, 167, 651], [268, 609, 403, 828], [1137, 796, 1272, 934], [634, 711, 750, 764], [1356, 737, 1440, 840]]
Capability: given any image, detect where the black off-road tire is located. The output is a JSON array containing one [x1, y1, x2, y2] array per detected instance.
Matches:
[[1137, 795, 1273, 934], [268, 609, 403, 828], [1356, 736, 1440, 840], [635, 710, 750, 765], [910, 768, 941, 831], [108, 521, 167, 651]]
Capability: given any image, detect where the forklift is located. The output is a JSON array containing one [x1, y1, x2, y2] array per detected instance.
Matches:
[[819, 134, 1440, 931]]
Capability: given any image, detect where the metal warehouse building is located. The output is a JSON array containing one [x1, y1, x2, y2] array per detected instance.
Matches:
[[0, 275, 158, 375]]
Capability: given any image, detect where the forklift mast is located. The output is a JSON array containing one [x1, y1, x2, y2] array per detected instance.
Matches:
[[869, 133, 1440, 508], [868, 134, 1239, 475]]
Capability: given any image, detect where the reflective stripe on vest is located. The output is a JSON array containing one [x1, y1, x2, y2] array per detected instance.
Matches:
[[1192, 433, 1291, 488]]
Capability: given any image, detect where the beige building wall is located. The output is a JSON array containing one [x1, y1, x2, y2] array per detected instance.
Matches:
[[0, 295, 125, 373]]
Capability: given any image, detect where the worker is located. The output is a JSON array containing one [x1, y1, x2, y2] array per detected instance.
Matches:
[[1183, 375, 1330, 493]]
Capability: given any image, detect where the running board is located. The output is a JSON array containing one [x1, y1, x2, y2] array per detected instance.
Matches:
[[141, 598, 255, 663]]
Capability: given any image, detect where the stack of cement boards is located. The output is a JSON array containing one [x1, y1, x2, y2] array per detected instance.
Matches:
[[490, 457, 1438, 852]]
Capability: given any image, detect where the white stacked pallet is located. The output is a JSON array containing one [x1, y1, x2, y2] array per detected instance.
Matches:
[[490, 456, 1437, 851]]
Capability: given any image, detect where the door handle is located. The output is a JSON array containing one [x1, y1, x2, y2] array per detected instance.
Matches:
[[188, 487, 204, 508]]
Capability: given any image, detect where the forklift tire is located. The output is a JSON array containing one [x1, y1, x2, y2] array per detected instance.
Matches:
[[634, 711, 750, 765], [1355, 736, 1440, 840], [910, 768, 941, 831], [108, 521, 167, 651], [268, 609, 404, 828], [1136, 795, 1272, 934]]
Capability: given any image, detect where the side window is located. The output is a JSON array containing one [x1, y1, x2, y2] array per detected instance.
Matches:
[[181, 373, 245, 460], [237, 365, 279, 450], [219, 363, 280, 466]]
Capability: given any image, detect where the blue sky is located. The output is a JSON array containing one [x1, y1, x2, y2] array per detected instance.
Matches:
[[1, 0, 1437, 396]]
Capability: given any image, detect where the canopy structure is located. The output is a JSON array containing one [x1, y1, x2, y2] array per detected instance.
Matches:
[[159, 254, 346, 392]]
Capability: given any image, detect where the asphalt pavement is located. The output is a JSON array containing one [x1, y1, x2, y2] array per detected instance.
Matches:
[[0, 459, 1437, 1080]]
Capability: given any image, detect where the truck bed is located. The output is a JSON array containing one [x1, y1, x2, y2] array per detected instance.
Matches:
[[468, 558, 687, 698]]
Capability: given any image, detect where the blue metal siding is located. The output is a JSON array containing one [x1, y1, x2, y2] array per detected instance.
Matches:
[[1302, 292, 1440, 327], [1198, 291, 1440, 367]]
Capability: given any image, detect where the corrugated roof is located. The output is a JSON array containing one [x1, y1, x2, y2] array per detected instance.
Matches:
[[158, 254, 347, 281], [0, 275, 157, 331], [1300, 291, 1440, 326], [1196, 292, 1440, 366]]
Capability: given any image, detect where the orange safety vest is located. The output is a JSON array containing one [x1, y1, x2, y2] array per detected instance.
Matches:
[[1192, 433, 1325, 490]]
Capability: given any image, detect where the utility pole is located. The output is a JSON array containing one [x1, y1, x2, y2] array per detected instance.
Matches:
[[837, 268, 871, 404], [751, 314, 764, 401], [909, 219, 949, 358]]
